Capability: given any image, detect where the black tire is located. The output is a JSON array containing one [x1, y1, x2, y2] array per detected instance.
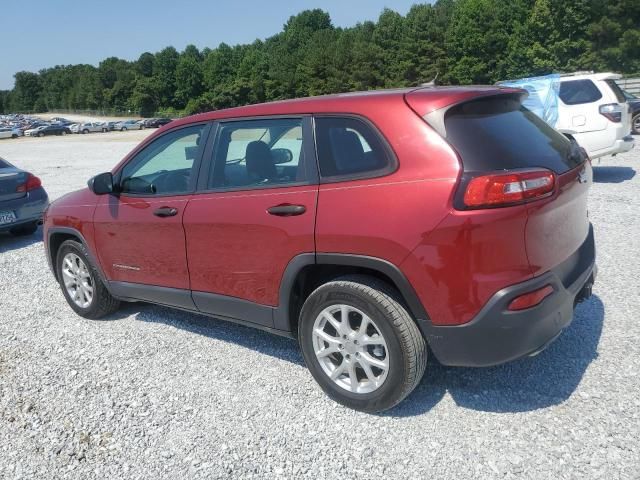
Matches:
[[38, 132, 44, 137], [9, 222, 38, 236], [633, 113, 640, 135], [11, 134, 17, 139], [298, 275, 427, 413], [61, 130, 67, 136], [56, 239, 120, 319], [82, 129, 89, 134]]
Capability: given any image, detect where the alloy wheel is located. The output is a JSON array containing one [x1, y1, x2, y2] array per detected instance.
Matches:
[[312, 304, 389, 394], [61, 253, 94, 308]]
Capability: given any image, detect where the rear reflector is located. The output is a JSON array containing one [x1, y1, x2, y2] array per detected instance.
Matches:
[[16, 173, 42, 193], [463, 169, 555, 208], [508, 285, 554, 311]]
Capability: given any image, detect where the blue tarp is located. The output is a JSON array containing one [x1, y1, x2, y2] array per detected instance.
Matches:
[[499, 74, 561, 128]]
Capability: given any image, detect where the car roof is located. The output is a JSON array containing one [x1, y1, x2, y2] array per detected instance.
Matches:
[[560, 71, 622, 81], [169, 85, 521, 128]]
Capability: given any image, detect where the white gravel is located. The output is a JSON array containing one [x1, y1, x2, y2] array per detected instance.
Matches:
[[0, 133, 639, 479]]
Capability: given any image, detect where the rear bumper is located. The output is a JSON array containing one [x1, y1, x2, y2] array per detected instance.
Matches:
[[589, 135, 635, 159], [0, 187, 49, 232], [421, 225, 596, 367]]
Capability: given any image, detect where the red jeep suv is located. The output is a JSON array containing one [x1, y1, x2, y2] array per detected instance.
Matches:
[[44, 87, 596, 412]]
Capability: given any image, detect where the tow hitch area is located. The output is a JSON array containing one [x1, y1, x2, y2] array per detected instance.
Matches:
[[575, 272, 596, 305]]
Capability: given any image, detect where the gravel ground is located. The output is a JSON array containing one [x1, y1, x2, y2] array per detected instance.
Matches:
[[0, 133, 639, 479]]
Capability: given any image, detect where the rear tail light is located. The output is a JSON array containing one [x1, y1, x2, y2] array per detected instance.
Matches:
[[599, 103, 623, 123], [16, 173, 42, 193], [508, 285, 554, 311], [462, 169, 556, 209]]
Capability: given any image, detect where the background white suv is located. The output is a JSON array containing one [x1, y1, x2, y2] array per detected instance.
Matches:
[[556, 72, 634, 159]]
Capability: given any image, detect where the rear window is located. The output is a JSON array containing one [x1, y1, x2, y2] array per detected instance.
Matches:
[[604, 79, 626, 103], [444, 96, 583, 174], [559, 80, 602, 105], [0, 158, 9, 168]]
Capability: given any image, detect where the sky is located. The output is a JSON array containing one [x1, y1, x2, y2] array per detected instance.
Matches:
[[0, 0, 421, 90]]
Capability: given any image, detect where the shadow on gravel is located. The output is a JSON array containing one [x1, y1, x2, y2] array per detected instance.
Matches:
[[384, 295, 605, 417], [105, 302, 304, 366], [101, 293, 604, 416], [592, 166, 636, 183], [0, 227, 43, 253]]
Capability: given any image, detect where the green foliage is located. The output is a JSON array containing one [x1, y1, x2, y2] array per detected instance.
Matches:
[[6, 1, 639, 115]]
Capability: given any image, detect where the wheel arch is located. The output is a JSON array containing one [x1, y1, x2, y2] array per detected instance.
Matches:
[[274, 253, 430, 335], [47, 227, 109, 287]]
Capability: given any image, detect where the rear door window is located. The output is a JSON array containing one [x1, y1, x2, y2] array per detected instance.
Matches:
[[559, 80, 603, 105], [444, 95, 584, 174], [314, 116, 395, 181], [207, 118, 309, 190]]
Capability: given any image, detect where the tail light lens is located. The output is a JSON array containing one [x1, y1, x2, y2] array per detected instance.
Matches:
[[16, 173, 42, 193], [462, 169, 556, 209], [599, 103, 623, 123], [508, 285, 554, 311]]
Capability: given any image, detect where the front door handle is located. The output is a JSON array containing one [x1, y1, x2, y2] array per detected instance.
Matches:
[[153, 206, 179, 217], [267, 204, 306, 217]]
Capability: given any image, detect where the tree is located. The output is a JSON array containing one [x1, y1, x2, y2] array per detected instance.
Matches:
[[13, 71, 42, 111], [2, 2, 638, 115]]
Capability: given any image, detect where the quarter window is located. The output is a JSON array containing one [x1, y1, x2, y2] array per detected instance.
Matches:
[[314, 117, 393, 179], [559, 80, 603, 105], [120, 124, 205, 195], [208, 118, 306, 189]]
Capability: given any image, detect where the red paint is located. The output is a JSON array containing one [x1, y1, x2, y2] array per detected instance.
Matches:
[[44, 86, 591, 327], [93, 194, 191, 289], [183, 186, 317, 305]]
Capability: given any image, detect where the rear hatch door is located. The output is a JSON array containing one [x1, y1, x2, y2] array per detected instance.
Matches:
[[409, 91, 592, 277]]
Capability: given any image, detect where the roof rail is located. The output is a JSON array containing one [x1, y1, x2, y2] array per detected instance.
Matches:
[[559, 71, 595, 77]]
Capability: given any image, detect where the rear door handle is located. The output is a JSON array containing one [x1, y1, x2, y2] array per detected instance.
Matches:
[[267, 204, 306, 216], [153, 206, 179, 217]]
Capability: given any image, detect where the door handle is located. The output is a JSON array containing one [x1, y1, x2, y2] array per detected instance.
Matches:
[[153, 206, 179, 217], [267, 204, 306, 217]]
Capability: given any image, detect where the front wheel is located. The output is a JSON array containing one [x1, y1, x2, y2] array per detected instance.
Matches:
[[633, 114, 640, 135], [61, 130, 67, 136], [298, 275, 427, 413], [56, 240, 120, 319]]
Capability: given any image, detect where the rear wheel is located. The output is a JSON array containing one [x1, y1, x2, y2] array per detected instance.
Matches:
[[82, 129, 89, 134], [38, 132, 44, 137], [633, 114, 640, 135], [9, 222, 38, 236], [61, 130, 67, 136], [56, 240, 120, 319], [298, 275, 427, 413]]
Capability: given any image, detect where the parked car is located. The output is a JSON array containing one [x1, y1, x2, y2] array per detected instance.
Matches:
[[44, 86, 596, 412], [0, 127, 22, 139], [145, 118, 173, 128], [115, 120, 143, 131], [71, 122, 107, 134], [622, 89, 640, 134], [26, 124, 71, 137], [556, 72, 634, 158], [0, 156, 48, 235], [106, 121, 119, 131]]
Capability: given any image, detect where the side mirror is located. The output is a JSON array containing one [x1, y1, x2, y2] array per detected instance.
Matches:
[[272, 148, 293, 164], [88, 172, 114, 195]]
